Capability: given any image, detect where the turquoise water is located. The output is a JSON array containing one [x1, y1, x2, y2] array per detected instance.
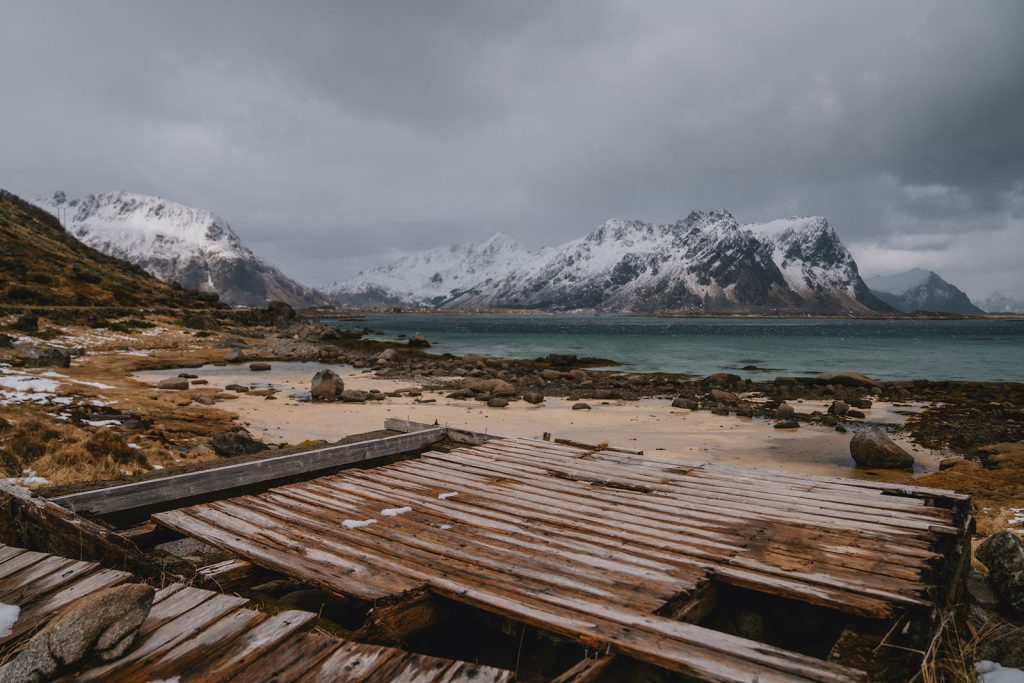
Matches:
[[330, 314, 1024, 382]]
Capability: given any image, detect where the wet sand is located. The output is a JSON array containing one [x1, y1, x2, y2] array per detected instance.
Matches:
[[136, 362, 943, 482]]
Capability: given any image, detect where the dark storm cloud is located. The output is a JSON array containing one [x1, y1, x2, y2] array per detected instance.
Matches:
[[1, 1, 1022, 297]]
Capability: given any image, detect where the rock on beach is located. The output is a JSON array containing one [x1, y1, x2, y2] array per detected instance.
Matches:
[[849, 428, 914, 469]]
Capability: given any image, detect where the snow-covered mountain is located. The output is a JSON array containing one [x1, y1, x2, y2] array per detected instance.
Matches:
[[327, 211, 891, 313], [747, 216, 887, 312], [980, 289, 1024, 313], [865, 268, 982, 314], [324, 233, 531, 307], [34, 191, 328, 308]]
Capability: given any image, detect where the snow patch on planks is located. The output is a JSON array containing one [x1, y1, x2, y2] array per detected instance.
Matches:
[[0, 544, 512, 682], [50, 427, 447, 521], [150, 436, 970, 681]]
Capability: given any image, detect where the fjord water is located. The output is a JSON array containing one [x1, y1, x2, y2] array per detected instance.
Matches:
[[347, 314, 1024, 382]]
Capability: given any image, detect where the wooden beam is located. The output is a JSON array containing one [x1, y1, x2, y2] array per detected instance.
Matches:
[[0, 481, 155, 576], [552, 437, 643, 456], [355, 588, 449, 644], [196, 558, 275, 592], [552, 584, 719, 683], [384, 417, 498, 446], [51, 428, 447, 521], [551, 655, 616, 683]]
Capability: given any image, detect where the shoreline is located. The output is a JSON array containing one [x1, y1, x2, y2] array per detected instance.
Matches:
[[310, 307, 1024, 321], [2, 306, 1023, 534]]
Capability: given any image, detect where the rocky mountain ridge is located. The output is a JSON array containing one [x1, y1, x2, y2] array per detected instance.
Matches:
[[328, 211, 891, 313]]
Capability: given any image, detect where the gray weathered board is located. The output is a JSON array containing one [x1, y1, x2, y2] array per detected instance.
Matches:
[[52, 428, 446, 520]]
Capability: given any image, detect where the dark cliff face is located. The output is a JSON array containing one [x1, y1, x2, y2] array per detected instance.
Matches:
[[870, 272, 982, 314]]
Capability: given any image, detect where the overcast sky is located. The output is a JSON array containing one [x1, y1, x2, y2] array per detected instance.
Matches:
[[2, 1, 1022, 297]]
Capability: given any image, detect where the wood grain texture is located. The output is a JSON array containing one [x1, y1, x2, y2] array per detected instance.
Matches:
[[0, 543, 511, 682], [153, 435, 971, 681]]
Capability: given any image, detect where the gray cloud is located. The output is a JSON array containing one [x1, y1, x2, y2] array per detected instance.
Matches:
[[1, 0, 1022, 297]]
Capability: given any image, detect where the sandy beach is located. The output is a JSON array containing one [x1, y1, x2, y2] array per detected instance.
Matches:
[[136, 361, 943, 481]]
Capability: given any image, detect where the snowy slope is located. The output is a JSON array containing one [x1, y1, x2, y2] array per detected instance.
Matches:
[[444, 211, 887, 312], [324, 233, 531, 307], [326, 211, 889, 313], [979, 289, 1024, 313], [747, 216, 890, 312], [866, 268, 982, 314], [448, 211, 800, 311], [34, 191, 328, 308]]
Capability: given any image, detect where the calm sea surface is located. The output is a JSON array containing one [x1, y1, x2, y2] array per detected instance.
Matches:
[[329, 314, 1024, 382]]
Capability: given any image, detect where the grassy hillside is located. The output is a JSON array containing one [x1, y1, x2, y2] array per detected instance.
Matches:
[[0, 189, 218, 308]]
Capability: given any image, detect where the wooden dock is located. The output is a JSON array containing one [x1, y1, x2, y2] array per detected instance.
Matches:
[[153, 435, 971, 682], [0, 544, 512, 682]]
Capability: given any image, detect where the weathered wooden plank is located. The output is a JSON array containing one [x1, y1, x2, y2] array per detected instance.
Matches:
[[0, 482, 154, 575], [356, 589, 449, 644], [186, 610, 317, 683], [551, 655, 617, 683], [384, 417, 498, 446], [195, 558, 275, 592], [70, 593, 251, 681], [150, 435, 970, 682], [52, 428, 447, 519]]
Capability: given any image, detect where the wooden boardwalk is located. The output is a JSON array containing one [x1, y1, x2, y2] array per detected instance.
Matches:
[[154, 436, 968, 682], [0, 544, 512, 682]]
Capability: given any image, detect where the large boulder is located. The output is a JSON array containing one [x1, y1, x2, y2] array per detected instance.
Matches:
[[977, 531, 1024, 616], [0, 583, 153, 683], [0, 334, 14, 349], [827, 401, 850, 417], [408, 333, 431, 348], [13, 315, 38, 333], [340, 389, 368, 403], [815, 372, 879, 388], [311, 369, 344, 401], [156, 377, 190, 391], [210, 431, 266, 457], [775, 403, 795, 419], [224, 348, 247, 363], [18, 346, 70, 368], [709, 389, 737, 403], [249, 362, 272, 372], [522, 392, 544, 405], [849, 429, 914, 469]]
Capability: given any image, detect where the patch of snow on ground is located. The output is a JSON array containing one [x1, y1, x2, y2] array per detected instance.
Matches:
[[381, 506, 412, 517], [82, 419, 121, 427], [4, 469, 50, 487], [977, 661, 1024, 682], [1008, 509, 1024, 528], [0, 367, 62, 405], [342, 519, 376, 529], [0, 603, 20, 637], [438, 492, 458, 500]]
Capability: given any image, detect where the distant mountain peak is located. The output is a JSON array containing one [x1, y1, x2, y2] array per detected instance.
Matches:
[[866, 268, 982, 314], [34, 191, 327, 308]]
